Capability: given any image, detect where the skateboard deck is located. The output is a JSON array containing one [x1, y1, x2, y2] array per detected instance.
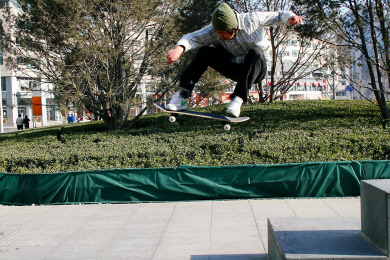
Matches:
[[153, 103, 249, 130]]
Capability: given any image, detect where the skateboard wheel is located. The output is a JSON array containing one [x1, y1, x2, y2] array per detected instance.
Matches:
[[169, 116, 176, 123], [223, 124, 231, 131]]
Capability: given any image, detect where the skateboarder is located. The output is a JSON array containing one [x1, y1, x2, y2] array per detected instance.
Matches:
[[166, 3, 305, 117]]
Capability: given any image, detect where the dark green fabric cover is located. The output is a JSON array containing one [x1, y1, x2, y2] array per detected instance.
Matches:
[[0, 161, 389, 205]]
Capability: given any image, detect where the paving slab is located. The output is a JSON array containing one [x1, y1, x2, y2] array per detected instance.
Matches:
[[0, 198, 360, 259]]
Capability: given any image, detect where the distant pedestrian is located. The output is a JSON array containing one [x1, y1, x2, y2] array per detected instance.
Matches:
[[69, 114, 76, 123], [23, 116, 30, 129], [16, 114, 23, 130]]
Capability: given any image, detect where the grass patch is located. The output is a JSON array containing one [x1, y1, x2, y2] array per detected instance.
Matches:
[[0, 100, 389, 173]]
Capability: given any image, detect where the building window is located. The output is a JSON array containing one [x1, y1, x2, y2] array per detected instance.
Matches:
[[292, 50, 299, 57], [302, 42, 311, 48], [16, 56, 39, 69], [289, 40, 298, 46], [312, 72, 323, 78], [283, 60, 292, 71], [17, 77, 41, 91], [0, 1, 9, 8], [1, 77, 6, 91]]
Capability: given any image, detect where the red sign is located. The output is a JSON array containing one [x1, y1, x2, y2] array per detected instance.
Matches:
[[32, 97, 42, 116]]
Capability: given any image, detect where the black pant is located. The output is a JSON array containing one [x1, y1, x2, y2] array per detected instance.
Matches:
[[178, 46, 267, 102]]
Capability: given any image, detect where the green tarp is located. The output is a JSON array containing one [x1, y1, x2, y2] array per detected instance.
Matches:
[[0, 161, 389, 205]]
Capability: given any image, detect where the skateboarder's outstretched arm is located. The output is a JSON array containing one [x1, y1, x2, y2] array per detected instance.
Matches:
[[166, 45, 185, 65]]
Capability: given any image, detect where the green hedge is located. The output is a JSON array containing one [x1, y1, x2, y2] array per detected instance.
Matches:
[[0, 100, 389, 174]]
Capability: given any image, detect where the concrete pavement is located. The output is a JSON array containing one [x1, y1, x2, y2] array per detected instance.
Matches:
[[0, 197, 361, 259], [1, 121, 67, 134], [1, 123, 24, 133]]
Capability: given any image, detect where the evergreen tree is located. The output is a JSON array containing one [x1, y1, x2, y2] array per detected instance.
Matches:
[[2, 0, 180, 130]]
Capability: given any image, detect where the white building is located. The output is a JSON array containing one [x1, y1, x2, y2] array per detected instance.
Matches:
[[252, 36, 341, 101], [1, 0, 63, 128]]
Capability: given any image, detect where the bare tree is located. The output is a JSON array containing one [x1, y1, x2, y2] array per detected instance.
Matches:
[[224, 0, 337, 103], [293, 0, 390, 128]]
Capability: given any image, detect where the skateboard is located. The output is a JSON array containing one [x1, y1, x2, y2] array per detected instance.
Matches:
[[153, 103, 249, 131]]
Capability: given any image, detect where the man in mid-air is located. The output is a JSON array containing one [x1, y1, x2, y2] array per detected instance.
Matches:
[[166, 3, 305, 117]]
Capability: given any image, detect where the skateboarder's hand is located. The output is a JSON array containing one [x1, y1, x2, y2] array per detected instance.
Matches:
[[167, 46, 185, 65], [288, 15, 306, 26]]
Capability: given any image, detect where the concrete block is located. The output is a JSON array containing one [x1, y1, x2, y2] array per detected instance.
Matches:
[[361, 179, 390, 256], [267, 218, 385, 260]]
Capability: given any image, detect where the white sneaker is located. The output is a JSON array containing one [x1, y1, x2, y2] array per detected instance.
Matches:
[[226, 96, 243, 117], [166, 92, 188, 111]]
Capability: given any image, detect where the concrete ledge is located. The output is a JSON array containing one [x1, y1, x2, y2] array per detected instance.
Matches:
[[361, 180, 390, 256], [268, 218, 385, 260]]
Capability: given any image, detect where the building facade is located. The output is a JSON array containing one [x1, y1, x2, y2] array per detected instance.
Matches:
[[1, 0, 63, 128]]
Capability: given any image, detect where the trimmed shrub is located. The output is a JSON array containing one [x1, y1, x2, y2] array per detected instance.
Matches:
[[0, 100, 389, 173]]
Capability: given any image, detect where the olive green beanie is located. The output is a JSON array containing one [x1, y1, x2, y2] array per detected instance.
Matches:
[[212, 3, 238, 31]]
